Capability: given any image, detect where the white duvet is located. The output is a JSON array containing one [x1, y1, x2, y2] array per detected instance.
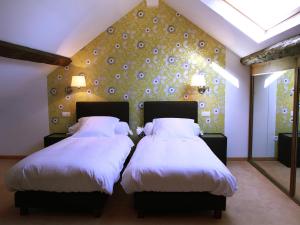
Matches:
[[121, 136, 237, 196], [5, 135, 134, 194]]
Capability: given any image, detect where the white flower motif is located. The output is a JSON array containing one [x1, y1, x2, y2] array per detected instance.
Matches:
[[115, 43, 120, 49], [107, 57, 115, 65], [183, 94, 189, 100], [167, 56, 176, 64], [107, 26, 114, 34], [282, 108, 288, 114], [51, 117, 59, 124], [107, 87, 116, 95], [213, 78, 220, 85], [50, 88, 57, 95], [198, 40, 206, 48], [123, 94, 129, 100], [167, 25, 175, 33], [122, 32, 128, 40], [58, 104, 64, 110], [65, 95, 71, 101], [214, 48, 220, 54], [153, 47, 159, 55], [283, 78, 289, 84], [184, 32, 189, 39], [93, 49, 98, 55], [94, 79, 99, 86], [198, 101, 205, 109], [87, 89, 92, 95], [138, 102, 144, 110], [115, 74, 121, 80], [57, 74, 63, 80], [145, 27, 151, 33], [176, 12, 181, 17], [86, 59, 91, 65], [145, 88, 151, 95], [145, 58, 151, 64], [123, 64, 129, 70], [176, 42, 181, 48], [137, 10, 144, 18], [213, 108, 220, 115], [182, 62, 190, 70], [153, 16, 159, 24], [164, 85, 176, 95], [206, 118, 211, 124], [289, 117, 293, 123], [137, 71, 145, 80], [64, 66, 69, 71], [137, 41, 145, 49]]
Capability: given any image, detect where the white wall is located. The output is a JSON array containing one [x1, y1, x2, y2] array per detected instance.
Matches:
[[0, 58, 54, 155], [225, 49, 250, 157]]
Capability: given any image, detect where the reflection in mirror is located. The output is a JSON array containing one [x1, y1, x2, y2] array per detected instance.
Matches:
[[252, 69, 294, 193]]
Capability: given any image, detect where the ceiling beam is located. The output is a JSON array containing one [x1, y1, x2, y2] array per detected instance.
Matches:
[[0, 40, 71, 66], [241, 35, 300, 66]]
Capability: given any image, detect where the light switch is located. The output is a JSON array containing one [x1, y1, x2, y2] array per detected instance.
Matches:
[[62, 112, 71, 117], [201, 111, 210, 117]]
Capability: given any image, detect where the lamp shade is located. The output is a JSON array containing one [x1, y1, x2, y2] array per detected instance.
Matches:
[[71, 75, 86, 88], [191, 74, 206, 87]]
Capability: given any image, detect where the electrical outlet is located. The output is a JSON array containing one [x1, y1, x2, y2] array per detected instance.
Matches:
[[201, 111, 210, 117], [62, 112, 71, 117]]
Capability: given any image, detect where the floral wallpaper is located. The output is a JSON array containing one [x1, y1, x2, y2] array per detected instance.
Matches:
[[47, 0, 226, 135], [276, 69, 295, 134]]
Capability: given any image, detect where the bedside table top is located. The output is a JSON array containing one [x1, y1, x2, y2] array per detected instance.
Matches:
[[201, 133, 226, 138], [45, 133, 68, 138]]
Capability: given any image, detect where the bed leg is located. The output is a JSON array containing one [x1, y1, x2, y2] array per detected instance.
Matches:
[[93, 208, 102, 218], [137, 210, 145, 218], [213, 210, 222, 219], [20, 207, 29, 216]]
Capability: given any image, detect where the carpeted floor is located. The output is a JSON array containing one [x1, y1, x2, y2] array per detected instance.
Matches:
[[254, 160, 300, 202], [0, 160, 300, 225]]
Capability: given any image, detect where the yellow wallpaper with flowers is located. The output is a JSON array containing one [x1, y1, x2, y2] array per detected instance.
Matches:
[[47, 0, 226, 134]]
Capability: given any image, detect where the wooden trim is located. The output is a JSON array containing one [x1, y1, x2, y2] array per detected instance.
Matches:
[[0, 155, 26, 160], [290, 68, 299, 197], [252, 157, 277, 161], [251, 57, 297, 76], [0, 40, 71, 66], [241, 35, 300, 66], [227, 157, 247, 161], [248, 72, 254, 161]]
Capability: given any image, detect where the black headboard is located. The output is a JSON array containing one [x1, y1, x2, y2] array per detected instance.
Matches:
[[76, 102, 129, 123], [144, 101, 198, 124]]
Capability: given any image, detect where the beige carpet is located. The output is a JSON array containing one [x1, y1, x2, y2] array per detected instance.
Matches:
[[254, 160, 300, 202], [1, 160, 300, 225]]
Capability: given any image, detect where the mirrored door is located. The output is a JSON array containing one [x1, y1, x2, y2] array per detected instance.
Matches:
[[252, 69, 295, 193]]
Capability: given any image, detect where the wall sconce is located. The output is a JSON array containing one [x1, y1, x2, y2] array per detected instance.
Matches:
[[65, 74, 86, 94], [191, 74, 209, 94]]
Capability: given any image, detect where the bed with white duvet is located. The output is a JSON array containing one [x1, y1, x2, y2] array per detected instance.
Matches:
[[121, 135, 237, 196], [6, 134, 133, 194]]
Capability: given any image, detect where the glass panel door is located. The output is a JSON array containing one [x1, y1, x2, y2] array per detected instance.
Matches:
[[252, 69, 295, 193]]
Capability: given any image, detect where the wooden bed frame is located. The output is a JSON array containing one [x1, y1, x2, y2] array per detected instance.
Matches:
[[15, 101, 129, 216], [134, 101, 226, 219]]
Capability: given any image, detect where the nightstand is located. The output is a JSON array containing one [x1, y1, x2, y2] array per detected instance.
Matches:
[[200, 133, 227, 165], [44, 133, 69, 147]]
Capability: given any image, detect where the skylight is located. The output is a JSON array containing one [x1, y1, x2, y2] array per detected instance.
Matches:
[[201, 0, 300, 43]]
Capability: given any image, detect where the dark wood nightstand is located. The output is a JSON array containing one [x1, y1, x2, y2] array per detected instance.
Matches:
[[200, 133, 227, 165], [44, 133, 69, 147]]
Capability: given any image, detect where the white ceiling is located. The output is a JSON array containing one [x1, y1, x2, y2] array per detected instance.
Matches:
[[1, 0, 300, 100]]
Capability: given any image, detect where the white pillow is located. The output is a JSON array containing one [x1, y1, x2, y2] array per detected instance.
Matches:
[[73, 116, 119, 137], [144, 122, 154, 136], [115, 122, 133, 136], [68, 122, 80, 134], [152, 118, 195, 138], [193, 123, 203, 136]]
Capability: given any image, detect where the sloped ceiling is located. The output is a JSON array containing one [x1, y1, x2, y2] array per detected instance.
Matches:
[[1, 0, 300, 98], [164, 0, 300, 57]]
